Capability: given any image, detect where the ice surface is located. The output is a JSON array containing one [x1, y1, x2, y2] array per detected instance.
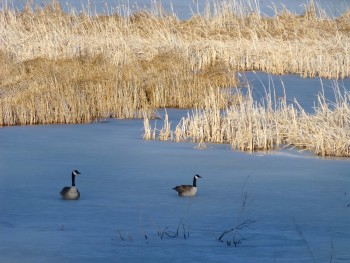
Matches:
[[1, 73, 350, 262], [238, 72, 350, 113], [2, 0, 350, 260]]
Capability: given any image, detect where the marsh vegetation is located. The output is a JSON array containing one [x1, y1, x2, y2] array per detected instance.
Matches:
[[1, 0, 350, 156], [144, 82, 350, 157]]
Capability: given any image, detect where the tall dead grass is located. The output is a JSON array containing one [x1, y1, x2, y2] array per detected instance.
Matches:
[[0, 48, 235, 125], [144, 83, 350, 157], [1, 0, 350, 126], [1, 0, 349, 77]]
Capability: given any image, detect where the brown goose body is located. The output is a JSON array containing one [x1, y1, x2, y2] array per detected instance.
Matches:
[[60, 170, 81, 200], [60, 186, 80, 200], [173, 174, 202, 197]]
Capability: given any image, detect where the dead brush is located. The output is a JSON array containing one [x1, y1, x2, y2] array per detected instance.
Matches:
[[283, 84, 350, 157], [117, 230, 133, 241], [144, 80, 350, 157], [217, 177, 256, 247], [0, 49, 236, 126], [1, 0, 349, 80], [2, 0, 350, 126], [136, 203, 192, 242], [0, 54, 154, 125], [155, 221, 191, 240]]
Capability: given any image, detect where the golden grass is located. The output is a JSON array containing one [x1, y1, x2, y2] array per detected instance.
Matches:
[[2, 0, 349, 76], [143, 83, 350, 157], [0, 52, 150, 125], [0, 49, 237, 125], [1, 0, 350, 126]]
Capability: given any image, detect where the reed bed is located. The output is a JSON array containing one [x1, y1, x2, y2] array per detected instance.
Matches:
[[1, 0, 349, 77], [144, 84, 350, 157], [1, 0, 350, 126], [0, 45, 236, 125]]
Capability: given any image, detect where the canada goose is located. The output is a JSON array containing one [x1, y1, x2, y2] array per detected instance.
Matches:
[[60, 170, 81, 200], [173, 174, 202, 197]]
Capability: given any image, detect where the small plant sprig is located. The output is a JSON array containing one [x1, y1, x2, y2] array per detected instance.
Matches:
[[217, 219, 256, 246], [217, 177, 256, 247], [139, 205, 148, 240], [345, 192, 350, 207], [117, 230, 133, 241], [138, 204, 191, 242], [158, 221, 190, 240]]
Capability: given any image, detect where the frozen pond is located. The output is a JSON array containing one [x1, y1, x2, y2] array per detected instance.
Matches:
[[238, 71, 350, 113], [1, 73, 350, 262]]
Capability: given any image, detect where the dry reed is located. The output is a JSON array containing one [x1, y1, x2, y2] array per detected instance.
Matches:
[[1, 0, 350, 126], [144, 82, 350, 157], [0, 44, 235, 125], [1, 0, 349, 77]]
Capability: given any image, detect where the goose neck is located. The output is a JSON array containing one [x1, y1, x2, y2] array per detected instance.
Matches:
[[193, 176, 197, 187], [71, 172, 76, 186]]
